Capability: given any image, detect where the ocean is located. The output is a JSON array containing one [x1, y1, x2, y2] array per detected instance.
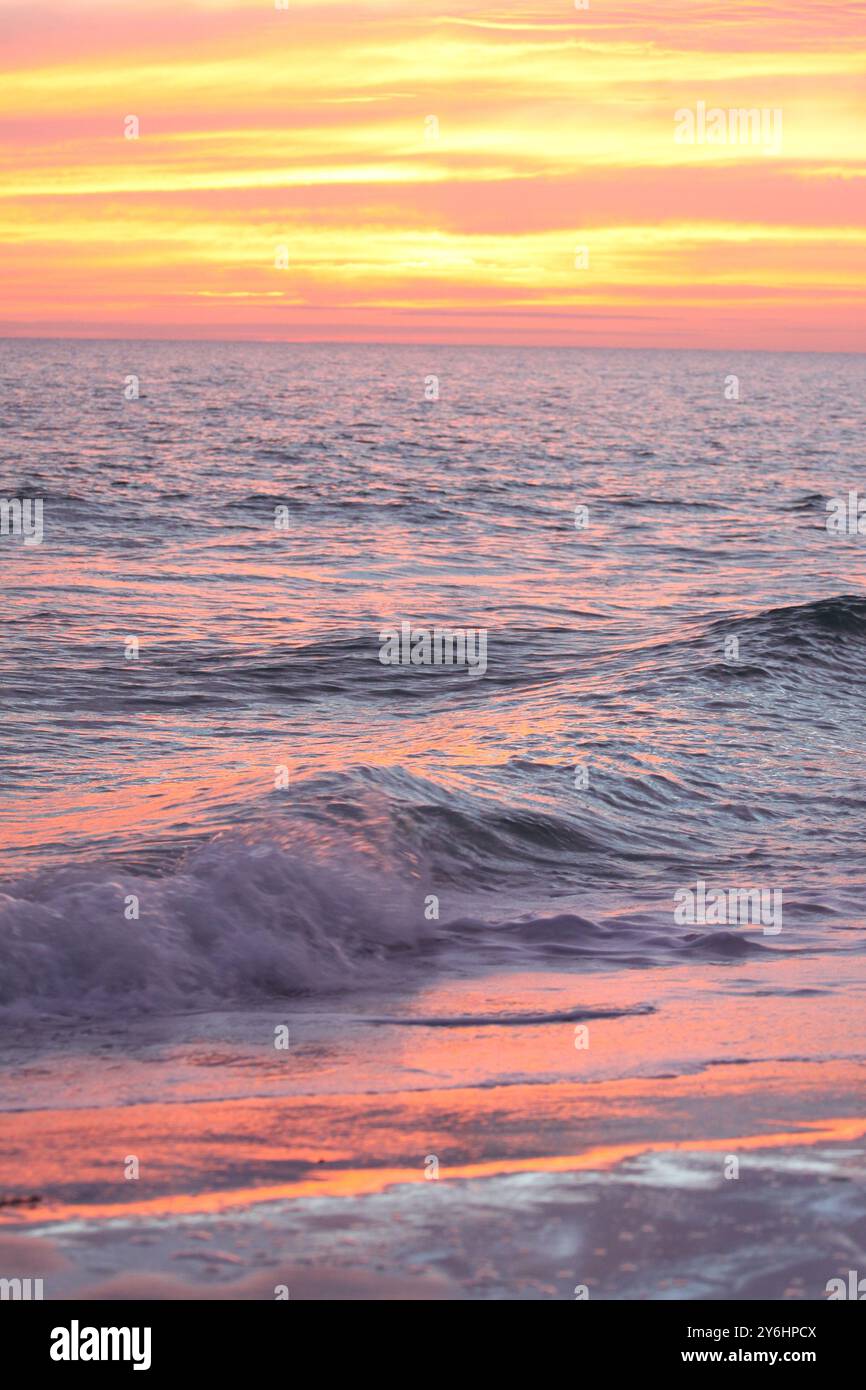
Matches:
[[1, 340, 865, 1299]]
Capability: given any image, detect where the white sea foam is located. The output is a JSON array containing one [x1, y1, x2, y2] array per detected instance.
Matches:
[[0, 834, 431, 1017]]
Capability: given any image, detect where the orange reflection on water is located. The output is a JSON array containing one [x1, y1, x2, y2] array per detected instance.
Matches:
[[4, 1112, 864, 1227], [2, 1044, 863, 1228]]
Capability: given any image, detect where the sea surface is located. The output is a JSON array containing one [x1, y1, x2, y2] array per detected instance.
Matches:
[[1, 341, 866, 1019], [2, 341, 866, 1299]]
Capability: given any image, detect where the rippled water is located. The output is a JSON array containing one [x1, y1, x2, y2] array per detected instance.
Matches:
[[1, 340, 865, 1014]]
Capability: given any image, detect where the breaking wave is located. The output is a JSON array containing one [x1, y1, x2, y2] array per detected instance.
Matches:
[[0, 833, 432, 1018]]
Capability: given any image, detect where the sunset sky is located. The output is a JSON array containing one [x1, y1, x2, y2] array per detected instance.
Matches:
[[1, 0, 864, 349]]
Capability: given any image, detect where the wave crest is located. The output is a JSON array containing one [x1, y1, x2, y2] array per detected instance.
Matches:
[[0, 833, 430, 1017]]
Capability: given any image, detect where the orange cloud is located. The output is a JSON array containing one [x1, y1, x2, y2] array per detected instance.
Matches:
[[0, 0, 863, 347]]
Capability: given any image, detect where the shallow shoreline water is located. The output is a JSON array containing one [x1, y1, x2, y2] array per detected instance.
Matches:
[[2, 952, 865, 1298]]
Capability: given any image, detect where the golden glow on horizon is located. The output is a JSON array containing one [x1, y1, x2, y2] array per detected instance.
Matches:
[[0, 0, 864, 347]]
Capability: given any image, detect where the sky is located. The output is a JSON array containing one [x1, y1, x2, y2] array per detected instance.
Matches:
[[0, 0, 864, 349]]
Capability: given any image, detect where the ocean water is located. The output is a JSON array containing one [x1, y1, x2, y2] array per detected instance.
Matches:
[[2, 340, 866, 1019]]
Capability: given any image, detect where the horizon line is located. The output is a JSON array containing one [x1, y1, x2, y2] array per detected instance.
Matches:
[[0, 334, 863, 357]]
